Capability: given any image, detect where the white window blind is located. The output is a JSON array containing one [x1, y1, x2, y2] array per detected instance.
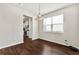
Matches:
[[52, 14, 64, 33], [43, 17, 51, 32], [43, 14, 64, 33]]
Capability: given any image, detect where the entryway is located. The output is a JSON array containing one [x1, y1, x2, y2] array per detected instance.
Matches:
[[23, 15, 32, 39]]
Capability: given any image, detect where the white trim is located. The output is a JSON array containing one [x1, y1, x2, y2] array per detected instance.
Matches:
[[76, 47, 79, 49], [0, 41, 23, 49], [40, 37, 66, 45], [40, 37, 79, 50], [72, 46, 79, 50]]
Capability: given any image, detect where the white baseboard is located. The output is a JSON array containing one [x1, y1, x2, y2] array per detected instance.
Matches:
[[0, 41, 23, 49], [40, 37, 67, 45], [77, 47, 79, 50], [73, 47, 79, 50], [41, 37, 79, 50]]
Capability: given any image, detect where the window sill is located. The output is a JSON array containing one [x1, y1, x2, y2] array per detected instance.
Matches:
[[52, 31, 64, 34], [43, 31, 64, 34]]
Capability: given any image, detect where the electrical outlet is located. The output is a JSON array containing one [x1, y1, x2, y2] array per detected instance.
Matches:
[[65, 40, 67, 42], [65, 40, 68, 45]]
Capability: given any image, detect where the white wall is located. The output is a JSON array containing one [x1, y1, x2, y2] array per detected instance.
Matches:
[[0, 4, 33, 49], [39, 4, 79, 48], [10, 4, 38, 40], [32, 17, 39, 40], [77, 5, 79, 49]]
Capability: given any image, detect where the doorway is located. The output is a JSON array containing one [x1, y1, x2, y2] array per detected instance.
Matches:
[[23, 15, 32, 39]]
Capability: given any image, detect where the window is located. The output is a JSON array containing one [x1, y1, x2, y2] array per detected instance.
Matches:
[[43, 17, 52, 32], [43, 14, 64, 33], [52, 14, 64, 33]]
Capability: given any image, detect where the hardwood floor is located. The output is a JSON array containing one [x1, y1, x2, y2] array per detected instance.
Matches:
[[0, 36, 79, 55], [33, 39, 79, 55]]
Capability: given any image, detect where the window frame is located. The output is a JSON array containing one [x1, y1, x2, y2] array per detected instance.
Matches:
[[43, 17, 52, 32], [43, 14, 64, 33]]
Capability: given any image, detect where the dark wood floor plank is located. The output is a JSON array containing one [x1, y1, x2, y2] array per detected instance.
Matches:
[[0, 36, 78, 55]]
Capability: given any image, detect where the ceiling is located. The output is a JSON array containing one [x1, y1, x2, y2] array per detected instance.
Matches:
[[10, 3, 72, 16]]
